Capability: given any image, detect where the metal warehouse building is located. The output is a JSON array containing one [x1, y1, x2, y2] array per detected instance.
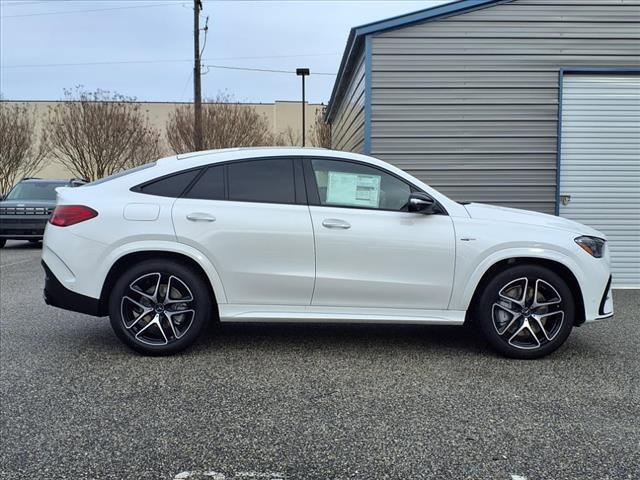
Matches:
[[326, 0, 640, 287]]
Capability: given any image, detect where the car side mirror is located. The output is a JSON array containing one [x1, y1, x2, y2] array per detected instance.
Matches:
[[408, 192, 436, 214]]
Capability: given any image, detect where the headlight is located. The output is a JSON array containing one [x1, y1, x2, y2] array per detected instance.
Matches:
[[575, 236, 606, 258]]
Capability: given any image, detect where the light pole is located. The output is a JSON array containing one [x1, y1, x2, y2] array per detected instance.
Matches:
[[296, 68, 310, 147]]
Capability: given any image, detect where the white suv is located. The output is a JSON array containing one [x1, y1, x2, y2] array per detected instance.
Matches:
[[42, 148, 613, 358]]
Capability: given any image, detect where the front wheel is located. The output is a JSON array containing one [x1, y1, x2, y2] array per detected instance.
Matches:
[[476, 265, 575, 359], [108, 259, 213, 355]]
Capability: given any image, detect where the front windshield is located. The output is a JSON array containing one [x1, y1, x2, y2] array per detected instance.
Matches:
[[4, 182, 66, 201]]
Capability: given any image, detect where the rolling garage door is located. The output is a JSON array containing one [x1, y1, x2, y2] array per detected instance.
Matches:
[[559, 74, 640, 288]]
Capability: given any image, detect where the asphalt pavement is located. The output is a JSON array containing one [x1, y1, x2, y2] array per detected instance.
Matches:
[[1, 241, 639, 480]]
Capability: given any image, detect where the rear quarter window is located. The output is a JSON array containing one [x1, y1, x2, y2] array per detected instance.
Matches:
[[136, 169, 201, 198]]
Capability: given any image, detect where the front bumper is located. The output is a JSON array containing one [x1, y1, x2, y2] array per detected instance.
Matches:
[[595, 275, 614, 320], [42, 261, 104, 317], [0, 215, 49, 239]]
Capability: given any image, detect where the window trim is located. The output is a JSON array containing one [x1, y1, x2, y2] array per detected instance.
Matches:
[[130, 166, 204, 198], [131, 155, 445, 215], [302, 156, 447, 215], [132, 156, 307, 206]]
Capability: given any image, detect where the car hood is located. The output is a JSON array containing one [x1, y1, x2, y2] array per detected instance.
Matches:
[[463, 203, 605, 238]]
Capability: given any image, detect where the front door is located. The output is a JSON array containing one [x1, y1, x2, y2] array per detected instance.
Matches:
[[172, 157, 315, 306], [305, 158, 456, 310]]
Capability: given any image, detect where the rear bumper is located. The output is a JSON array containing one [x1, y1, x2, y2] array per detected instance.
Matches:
[[42, 261, 104, 317]]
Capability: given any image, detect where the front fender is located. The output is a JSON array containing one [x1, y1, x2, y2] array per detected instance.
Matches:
[[450, 247, 586, 312]]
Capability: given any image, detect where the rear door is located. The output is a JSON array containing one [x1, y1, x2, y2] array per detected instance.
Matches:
[[172, 157, 315, 306]]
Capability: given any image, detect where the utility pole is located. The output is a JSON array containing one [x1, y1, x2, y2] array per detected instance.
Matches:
[[193, 0, 203, 151], [296, 68, 309, 147]]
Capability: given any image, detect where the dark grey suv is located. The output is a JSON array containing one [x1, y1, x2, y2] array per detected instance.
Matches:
[[0, 177, 86, 248]]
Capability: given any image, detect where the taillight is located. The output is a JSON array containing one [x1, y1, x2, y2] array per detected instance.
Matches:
[[49, 205, 98, 227]]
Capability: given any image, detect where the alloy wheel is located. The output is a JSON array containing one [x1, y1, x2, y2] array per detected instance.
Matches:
[[492, 277, 564, 350], [120, 272, 196, 346]]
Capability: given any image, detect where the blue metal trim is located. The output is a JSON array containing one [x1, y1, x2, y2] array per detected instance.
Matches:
[[326, 0, 506, 122], [325, 29, 358, 122], [555, 66, 640, 216], [355, 0, 502, 36], [364, 35, 372, 155]]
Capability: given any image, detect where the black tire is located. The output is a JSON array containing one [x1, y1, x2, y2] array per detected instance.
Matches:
[[0, 239, 5, 248], [475, 264, 575, 359], [108, 259, 213, 355]]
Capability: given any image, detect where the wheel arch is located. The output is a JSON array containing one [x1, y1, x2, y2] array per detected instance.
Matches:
[[464, 256, 586, 326], [97, 249, 223, 318]]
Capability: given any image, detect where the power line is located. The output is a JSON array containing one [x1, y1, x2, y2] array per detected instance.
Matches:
[[203, 64, 337, 76], [1, 53, 340, 69], [1, 1, 184, 18]]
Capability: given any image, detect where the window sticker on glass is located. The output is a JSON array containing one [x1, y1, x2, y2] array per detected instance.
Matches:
[[326, 171, 381, 208]]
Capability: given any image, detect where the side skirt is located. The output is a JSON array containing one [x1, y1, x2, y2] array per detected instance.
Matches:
[[219, 304, 465, 325]]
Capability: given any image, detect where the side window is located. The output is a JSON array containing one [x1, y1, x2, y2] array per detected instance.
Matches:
[[183, 165, 225, 200], [138, 169, 201, 197], [228, 158, 296, 204], [310, 159, 412, 211]]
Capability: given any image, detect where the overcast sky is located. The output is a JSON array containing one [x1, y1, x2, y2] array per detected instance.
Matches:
[[1, 0, 448, 104]]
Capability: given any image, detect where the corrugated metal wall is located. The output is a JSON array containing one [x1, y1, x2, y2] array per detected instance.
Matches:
[[559, 74, 640, 287], [331, 50, 366, 153], [371, 0, 640, 213]]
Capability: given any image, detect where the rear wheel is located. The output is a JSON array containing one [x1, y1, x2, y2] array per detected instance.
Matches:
[[108, 259, 213, 355], [476, 265, 575, 359]]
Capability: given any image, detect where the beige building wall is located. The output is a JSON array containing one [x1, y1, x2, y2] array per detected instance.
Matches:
[[5, 100, 324, 179]]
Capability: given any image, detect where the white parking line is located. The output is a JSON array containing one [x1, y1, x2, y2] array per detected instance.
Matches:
[[173, 471, 284, 480]]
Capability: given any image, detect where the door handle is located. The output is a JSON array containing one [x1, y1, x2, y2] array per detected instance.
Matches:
[[186, 212, 216, 222], [322, 219, 351, 230]]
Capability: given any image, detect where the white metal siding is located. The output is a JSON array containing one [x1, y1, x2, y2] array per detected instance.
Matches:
[[560, 74, 640, 288]]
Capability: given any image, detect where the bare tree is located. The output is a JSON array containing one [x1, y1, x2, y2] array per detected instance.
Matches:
[[310, 106, 331, 148], [0, 99, 49, 195], [45, 88, 162, 181], [272, 126, 301, 147], [166, 93, 274, 154]]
